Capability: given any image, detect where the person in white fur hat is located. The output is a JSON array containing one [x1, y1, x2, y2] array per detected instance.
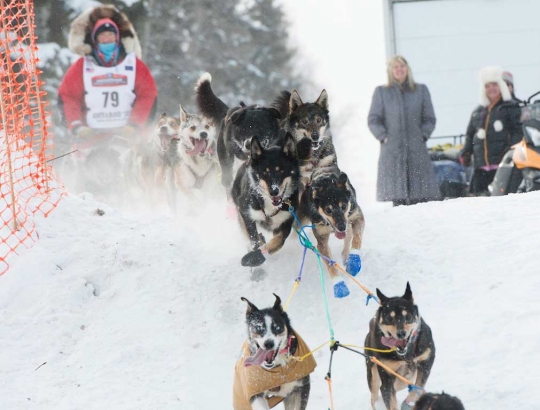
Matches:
[[459, 66, 523, 195]]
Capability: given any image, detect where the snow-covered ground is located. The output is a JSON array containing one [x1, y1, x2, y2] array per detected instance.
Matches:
[[1, 181, 539, 409]]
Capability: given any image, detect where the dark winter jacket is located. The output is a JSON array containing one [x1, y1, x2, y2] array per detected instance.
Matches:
[[368, 83, 441, 202], [461, 99, 523, 168]]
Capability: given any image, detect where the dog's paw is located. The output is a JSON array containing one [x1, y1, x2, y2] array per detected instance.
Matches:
[[345, 249, 362, 277], [333, 280, 350, 298], [241, 249, 266, 267], [400, 401, 414, 410]]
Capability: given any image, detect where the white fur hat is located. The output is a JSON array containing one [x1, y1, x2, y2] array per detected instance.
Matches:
[[479, 66, 512, 107]]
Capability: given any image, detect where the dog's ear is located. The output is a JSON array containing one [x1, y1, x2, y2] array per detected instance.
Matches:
[[403, 282, 414, 303], [337, 172, 348, 188], [316, 89, 329, 110], [241, 297, 258, 313], [250, 137, 263, 160], [160, 112, 167, 119], [179, 105, 188, 123], [272, 293, 283, 312], [289, 90, 303, 113], [281, 132, 297, 157], [269, 107, 283, 120], [376, 288, 389, 304], [229, 108, 247, 125]]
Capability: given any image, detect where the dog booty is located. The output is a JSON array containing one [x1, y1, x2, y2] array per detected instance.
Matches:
[[345, 249, 362, 277], [493, 120, 504, 132], [476, 128, 486, 140], [400, 401, 414, 410], [241, 249, 266, 267], [332, 277, 350, 298]]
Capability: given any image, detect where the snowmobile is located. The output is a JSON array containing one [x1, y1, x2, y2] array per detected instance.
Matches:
[[429, 142, 470, 198], [491, 91, 540, 196]]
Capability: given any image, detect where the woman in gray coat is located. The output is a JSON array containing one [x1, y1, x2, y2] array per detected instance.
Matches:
[[368, 55, 441, 206]]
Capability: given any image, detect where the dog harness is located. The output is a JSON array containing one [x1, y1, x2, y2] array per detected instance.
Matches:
[[232, 332, 316, 410], [83, 53, 136, 129]]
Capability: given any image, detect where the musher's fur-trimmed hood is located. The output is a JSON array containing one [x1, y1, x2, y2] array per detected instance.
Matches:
[[68, 5, 142, 58], [479, 66, 512, 107]]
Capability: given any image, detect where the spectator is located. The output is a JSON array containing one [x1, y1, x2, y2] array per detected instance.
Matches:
[[460, 66, 523, 196], [413, 392, 465, 410], [503, 70, 521, 102], [58, 5, 157, 140], [368, 55, 441, 206]]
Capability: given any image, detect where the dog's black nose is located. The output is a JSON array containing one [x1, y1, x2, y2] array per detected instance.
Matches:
[[264, 340, 275, 350], [336, 222, 347, 232], [200, 131, 208, 139], [311, 132, 319, 141], [160, 126, 168, 133], [396, 330, 407, 339], [269, 188, 279, 197]]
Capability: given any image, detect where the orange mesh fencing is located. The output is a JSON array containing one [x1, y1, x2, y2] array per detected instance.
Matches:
[[0, 0, 65, 275]]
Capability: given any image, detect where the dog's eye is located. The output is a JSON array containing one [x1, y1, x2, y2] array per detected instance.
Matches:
[[205, 124, 210, 129], [272, 324, 283, 333], [190, 125, 196, 131], [254, 324, 264, 333], [316, 117, 322, 124], [301, 119, 309, 125], [340, 203, 347, 211], [324, 206, 332, 215]]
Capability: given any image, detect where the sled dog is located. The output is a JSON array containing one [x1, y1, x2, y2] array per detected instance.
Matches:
[[195, 73, 283, 194], [364, 283, 436, 410], [174, 105, 219, 194], [233, 294, 316, 410], [232, 133, 300, 267], [298, 166, 365, 298], [272, 90, 337, 189], [123, 112, 180, 209]]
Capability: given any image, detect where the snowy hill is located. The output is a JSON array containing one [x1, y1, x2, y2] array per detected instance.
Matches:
[[1, 189, 540, 409]]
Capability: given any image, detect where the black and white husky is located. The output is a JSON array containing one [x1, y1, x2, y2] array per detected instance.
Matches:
[[232, 133, 300, 267], [195, 73, 283, 195], [233, 294, 315, 410], [272, 90, 337, 190]]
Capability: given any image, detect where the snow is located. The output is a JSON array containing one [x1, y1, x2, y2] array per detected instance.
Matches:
[[1, 178, 540, 409]]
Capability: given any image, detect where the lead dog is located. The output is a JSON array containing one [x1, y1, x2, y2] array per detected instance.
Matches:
[[233, 294, 316, 410], [364, 283, 436, 410]]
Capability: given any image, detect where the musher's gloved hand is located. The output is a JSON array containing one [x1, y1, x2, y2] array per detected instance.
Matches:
[[75, 126, 93, 139], [121, 125, 136, 138], [346, 249, 362, 277]]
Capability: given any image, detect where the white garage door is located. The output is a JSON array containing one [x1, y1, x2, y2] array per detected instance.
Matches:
[[391, 0, 540, 144]]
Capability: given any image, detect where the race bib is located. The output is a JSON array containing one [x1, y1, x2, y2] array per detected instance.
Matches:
[[83, 53, 137, 129]]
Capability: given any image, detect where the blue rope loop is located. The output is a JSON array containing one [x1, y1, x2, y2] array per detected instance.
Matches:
[[408, 384, 425, 395]]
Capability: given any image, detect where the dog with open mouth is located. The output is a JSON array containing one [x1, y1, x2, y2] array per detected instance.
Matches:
[[174, 104, 219, 194], [364, 283, 436, 410], [231, 133, 300, 267], [272, 89, 337, 192], [233, 294, 316, 410], [298, 166, 365, 298], [123, 112, 181, 210]]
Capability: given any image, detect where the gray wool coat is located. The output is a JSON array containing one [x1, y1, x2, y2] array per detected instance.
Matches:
[[368, 83, 441, 202]]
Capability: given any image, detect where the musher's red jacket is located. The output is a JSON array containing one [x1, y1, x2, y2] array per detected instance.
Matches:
[[58, 55, 157, 131]]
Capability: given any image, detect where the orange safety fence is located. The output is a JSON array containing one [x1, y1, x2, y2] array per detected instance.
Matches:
[[0, 0, 64, 275]]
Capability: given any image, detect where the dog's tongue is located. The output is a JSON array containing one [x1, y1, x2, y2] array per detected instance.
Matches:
[[335, 231, 346, 240], [188, 139, 207, 156], [244, 347, 268, 367], [381, 336, 408, 348]]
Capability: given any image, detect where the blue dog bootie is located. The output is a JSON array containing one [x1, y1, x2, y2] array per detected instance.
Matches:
[[345, 249, 362, 277], [332, 276, 350, 298]]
